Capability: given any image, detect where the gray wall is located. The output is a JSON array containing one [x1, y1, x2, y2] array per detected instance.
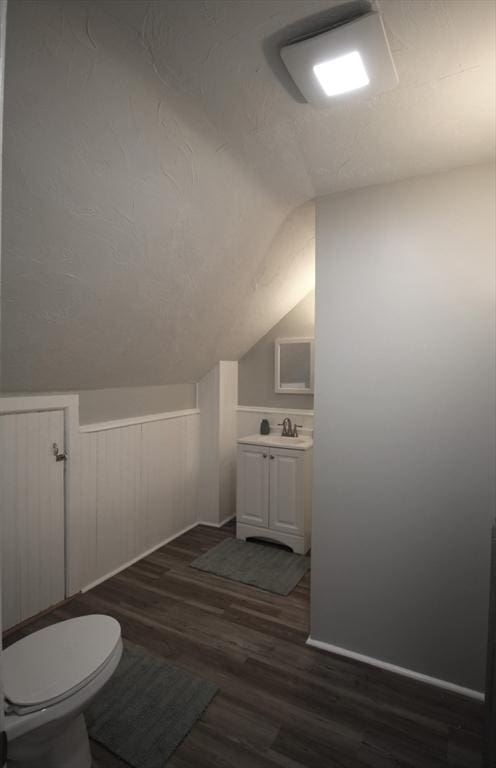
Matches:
[[78, 383, 196, 425], [0, 0, 5, 390], [312, 163, 495, 692], [238, 290, 314, 410]]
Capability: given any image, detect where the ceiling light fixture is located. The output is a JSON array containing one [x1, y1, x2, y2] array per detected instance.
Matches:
[[281, 12, 398, 108], [313, 51, 369, 97]]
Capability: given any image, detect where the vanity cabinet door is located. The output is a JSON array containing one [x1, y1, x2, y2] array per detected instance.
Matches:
[[237, 445, 270, 528], [268, 448, 304, 536]]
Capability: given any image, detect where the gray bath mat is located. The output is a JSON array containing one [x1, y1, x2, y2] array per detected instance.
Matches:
[[86, 641, 217, 768], [191, 537, 310, 595]]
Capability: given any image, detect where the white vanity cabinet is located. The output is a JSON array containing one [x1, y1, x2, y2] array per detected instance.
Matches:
[[236, 435, 312, 554], [236, 443, 270, 528]]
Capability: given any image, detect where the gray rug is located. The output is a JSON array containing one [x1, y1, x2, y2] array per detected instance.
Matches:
[[190, 537, 310, 596], [86, 642, 217, 768]]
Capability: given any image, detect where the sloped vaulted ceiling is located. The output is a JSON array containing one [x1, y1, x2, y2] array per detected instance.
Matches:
[[1, 0, 495, 391]]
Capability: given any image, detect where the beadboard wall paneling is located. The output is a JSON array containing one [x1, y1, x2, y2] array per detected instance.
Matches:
[[0, 397, 200, 604], [76, 411, 200, 591], [77, 431, 98, 591], [95, 425, 142, 581]]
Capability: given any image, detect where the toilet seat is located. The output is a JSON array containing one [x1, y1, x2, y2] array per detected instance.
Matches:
[[4, 615, 121, 715]]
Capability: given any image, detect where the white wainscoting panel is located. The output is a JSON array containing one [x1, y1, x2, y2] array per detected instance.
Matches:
[[142, 417, 195, 550], [95, 425, 142, 581], [142, 419, 172, 551], [0, 397, 200, 611], [76, 411, 200, 590], [77, 431, 98, 590]]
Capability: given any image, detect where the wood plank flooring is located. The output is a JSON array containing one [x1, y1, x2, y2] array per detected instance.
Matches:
[[4, 521, 483, 767]]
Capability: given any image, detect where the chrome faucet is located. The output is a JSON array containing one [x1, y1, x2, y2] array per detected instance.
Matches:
[[278, 417, 303, 438], [279, 417, 292, 437]]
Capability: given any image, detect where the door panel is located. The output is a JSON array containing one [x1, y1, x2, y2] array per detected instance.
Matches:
[[269, 449, 304, 535], [0, 410, 65, 630], [237, 445, 269, 527]]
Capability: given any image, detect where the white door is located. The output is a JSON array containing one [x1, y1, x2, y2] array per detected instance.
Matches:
[[269, 448, 304, 536], [0, 410, 66, 630], [236, 445, 269, 527]]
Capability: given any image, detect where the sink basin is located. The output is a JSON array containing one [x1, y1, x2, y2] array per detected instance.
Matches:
[[238, 433, 313, 451]]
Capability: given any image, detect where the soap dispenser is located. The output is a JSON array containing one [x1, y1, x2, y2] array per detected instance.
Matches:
[[260, 419, 270, 435]]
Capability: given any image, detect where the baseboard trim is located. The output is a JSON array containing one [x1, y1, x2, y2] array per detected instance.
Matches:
[[3, 593, 80, 639], [306, 636, 485, 702], [82, 522, 199, 592], [198, 515, 236, 528]]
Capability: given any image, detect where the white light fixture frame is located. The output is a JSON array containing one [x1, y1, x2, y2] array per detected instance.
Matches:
[[281, 12, 398, 108]]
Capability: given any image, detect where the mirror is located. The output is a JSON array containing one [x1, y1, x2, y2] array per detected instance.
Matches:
[[275, 337, 314, 394]]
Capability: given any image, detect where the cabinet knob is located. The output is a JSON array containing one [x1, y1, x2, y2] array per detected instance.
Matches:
[[262, 453, 267, 458], [270, 455, 275, 460]]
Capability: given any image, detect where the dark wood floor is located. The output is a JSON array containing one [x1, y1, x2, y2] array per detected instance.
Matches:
[[5, 521, 483, 767]]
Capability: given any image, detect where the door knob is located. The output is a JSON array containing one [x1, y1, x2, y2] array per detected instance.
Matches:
[[52, 443, 67, 462]]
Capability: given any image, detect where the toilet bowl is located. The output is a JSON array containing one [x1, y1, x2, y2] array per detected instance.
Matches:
[[3, 614, 122, 768]]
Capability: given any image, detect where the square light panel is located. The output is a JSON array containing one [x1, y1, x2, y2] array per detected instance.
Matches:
[[313, 51, 369, 96], [281, 12, 398, 108]]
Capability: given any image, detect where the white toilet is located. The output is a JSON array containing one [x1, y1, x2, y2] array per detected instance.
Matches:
[[3, 614, 123, 768]]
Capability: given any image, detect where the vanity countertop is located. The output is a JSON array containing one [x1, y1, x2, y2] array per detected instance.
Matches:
[[238, 433, 313, 451]]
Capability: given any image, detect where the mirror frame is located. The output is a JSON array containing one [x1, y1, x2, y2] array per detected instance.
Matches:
[[274, 337, 314, 395]]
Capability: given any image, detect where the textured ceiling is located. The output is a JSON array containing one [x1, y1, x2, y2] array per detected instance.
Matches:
[[1, 0, 495, 391]]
